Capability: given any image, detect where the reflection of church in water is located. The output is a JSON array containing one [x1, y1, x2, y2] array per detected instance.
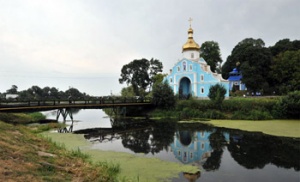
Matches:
[[171, 130, 229, 166]]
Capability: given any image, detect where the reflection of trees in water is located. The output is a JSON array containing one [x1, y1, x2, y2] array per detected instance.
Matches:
[[122, 129, 151, 153], [121, 120, 176, 154], [149, 121, 176, 154], [203, 129, 227, 171], [228, 131, 300, 171]]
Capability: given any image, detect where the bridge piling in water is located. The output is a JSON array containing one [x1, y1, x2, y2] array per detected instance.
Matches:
[[56, 108, 74, 133], [56, 108, 73, 122]]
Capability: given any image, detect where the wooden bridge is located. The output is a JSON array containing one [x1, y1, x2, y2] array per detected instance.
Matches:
[[0, 96, 153, 112]]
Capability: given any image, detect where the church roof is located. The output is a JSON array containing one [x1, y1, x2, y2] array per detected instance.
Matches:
[[182, 27, 200, 52]]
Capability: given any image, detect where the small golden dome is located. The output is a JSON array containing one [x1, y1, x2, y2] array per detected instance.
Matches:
[[182, 27, 200, 52]]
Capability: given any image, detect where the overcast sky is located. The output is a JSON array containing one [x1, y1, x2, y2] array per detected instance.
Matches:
[[1, 0, 299, 96]]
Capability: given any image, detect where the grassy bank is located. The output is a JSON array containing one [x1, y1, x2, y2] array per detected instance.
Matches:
[[151, 95, 300, 120], [187, 119, 300, 138], [0, 113, 119, 181]]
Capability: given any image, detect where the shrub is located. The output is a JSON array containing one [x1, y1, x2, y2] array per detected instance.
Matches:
[[208, 83, 227, 107], [152, 80, 176, 109], [231, 109, 273, 120], [273, 91, 300, 119]]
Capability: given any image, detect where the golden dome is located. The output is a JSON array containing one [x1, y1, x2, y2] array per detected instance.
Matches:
[[182, 27, 200, 52]]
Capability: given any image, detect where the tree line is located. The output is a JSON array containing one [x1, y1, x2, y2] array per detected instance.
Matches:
[[220, 38, 300, 95], [1, 85, 87, 101]]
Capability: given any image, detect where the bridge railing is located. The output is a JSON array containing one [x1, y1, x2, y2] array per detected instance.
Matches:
[[0, 96, 152, 108]]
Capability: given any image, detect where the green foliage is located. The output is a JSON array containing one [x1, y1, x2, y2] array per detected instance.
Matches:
[[6, 85, 18, 94], [270, 39, 300, 57], [208, 83, 227, 106], [222, 38, 265, 79], [28, 112, 46, 121], [273, 91, 300, 119], [231, 110, 273, 120], [152, 80, 176, 109], [239, 46, 272, 92], [0, 112, 47, 124], [2, 85, 88, 101], [95, 161, 120, 177], [70, 148, 90, 160], [222, 38, 299, 95], [269, 50, 300, 94], [119, 58, 163, 96], [151, 97, 282, 120], [200, 41, 222, 73], [121, 85, 135, 97]]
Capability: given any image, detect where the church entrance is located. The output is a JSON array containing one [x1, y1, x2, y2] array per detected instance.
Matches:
[[179, 77, 191, 99]]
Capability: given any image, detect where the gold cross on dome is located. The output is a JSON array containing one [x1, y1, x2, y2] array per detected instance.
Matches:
[[188, 17, 193, 28]]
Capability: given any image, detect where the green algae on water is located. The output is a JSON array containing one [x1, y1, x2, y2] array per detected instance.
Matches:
[[44, 132, 199, 181]]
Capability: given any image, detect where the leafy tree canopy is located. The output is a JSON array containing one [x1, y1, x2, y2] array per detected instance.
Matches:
[[221, 38, 273, 93], [208, 83, 227, 106], [269, 50, 300, 94], [270, 39, 300, 56], [121, 85, 135, 97], [119, 58, 163, 96], [222, 38, 265, 79], [152, 80, 176, 109], [200, 41, 222, 73], [6, 85, 18, 94]]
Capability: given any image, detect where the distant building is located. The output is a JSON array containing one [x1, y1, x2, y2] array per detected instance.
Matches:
[[5, 94, 19, 100], [228, 68, 246, 91], [164, 20, 229, 98]]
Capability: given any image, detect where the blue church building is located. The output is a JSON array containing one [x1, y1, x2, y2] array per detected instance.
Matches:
[[228, 68, 247, 91], [164, 22, 229, 98]]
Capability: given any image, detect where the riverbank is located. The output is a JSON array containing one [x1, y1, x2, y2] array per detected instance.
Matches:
[[182, 119, 300, 138], [0, 114, 119, 181]]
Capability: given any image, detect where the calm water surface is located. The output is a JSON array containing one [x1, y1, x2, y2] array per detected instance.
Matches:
[[43, 109, 300, 182]]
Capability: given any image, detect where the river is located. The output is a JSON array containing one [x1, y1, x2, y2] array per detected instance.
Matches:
[[42, 109, 300, 182]]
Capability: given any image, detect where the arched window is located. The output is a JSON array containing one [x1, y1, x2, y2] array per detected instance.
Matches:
[[183, 62, 186, 71], [191, 53, 194, 58], [201, 87, 204, 94]]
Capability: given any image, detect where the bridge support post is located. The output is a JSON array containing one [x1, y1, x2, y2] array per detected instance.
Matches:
[[56, 108, 74, 132]]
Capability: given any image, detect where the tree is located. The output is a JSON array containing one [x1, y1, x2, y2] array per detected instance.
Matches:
[[270, 39, 300, 57], [222, 38, 272, 93], [121, 85, 135, 97], [222, 38, 265, 79], [65, 87, 83, 99], [269, 50, 300, 94], [239, 46, 272, 93], [30, 85, 43, 99], [149, 58, 163, 89], [208, 83, 227, 106], [6, 85, 18, 94], [274, 91, 300, 119], [152, 80, 176, 109], [200, 41, 222, 73], [119, 58, 163, 96]]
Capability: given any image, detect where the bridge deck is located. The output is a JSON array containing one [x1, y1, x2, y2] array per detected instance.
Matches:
[[0, 99, 152, 112]]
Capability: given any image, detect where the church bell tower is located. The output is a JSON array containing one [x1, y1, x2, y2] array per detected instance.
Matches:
[[182, 18, 200, 60]]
